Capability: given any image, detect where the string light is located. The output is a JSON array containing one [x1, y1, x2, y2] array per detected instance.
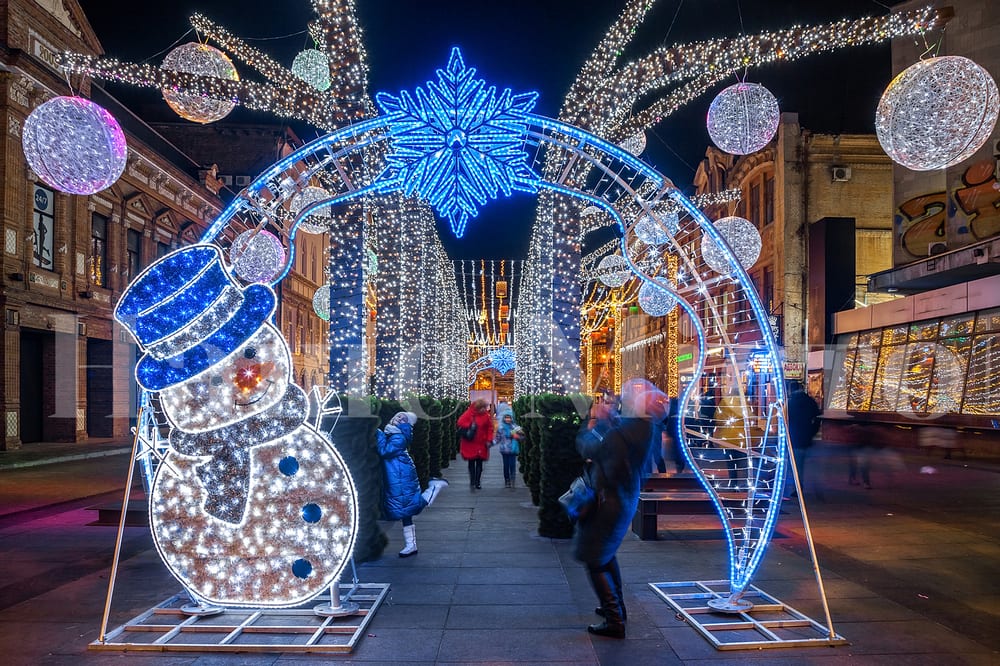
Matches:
[[876, 55, 999, 171], [21, 96, 127, 195], [161, 43, 239, 124], [115, 245, 358, 608], [707, 82, 780, 155]]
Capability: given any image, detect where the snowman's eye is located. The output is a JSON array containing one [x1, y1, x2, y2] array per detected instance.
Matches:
[[211, 375, 223, 386], [244, 347, 257, 359]]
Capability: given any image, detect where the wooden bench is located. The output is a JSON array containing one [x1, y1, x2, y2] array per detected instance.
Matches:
[[631, 473, 715, 540]]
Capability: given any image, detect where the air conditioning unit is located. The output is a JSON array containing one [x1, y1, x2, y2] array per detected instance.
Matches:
[[928, 242, 948, 256], [973, 246, 990, 264], [219, 175, 233, 186], [234, 176, 252, 187], [831, 165, 852, 182]]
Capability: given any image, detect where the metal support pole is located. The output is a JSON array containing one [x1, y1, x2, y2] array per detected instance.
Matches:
[[314, 572, 360, 617], [97, 405, 144, 643]]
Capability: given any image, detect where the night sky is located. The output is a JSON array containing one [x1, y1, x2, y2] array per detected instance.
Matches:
[[77, 0, 898, 258]]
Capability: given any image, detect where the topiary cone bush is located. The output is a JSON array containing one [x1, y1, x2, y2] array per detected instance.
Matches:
[[438, 397, 458, 468], [324, 394, 386, 563], [537, 394, 588, 539], [426, 398, 443, 478], [512, 395, 538, 501], [402, 396, 431, 489]]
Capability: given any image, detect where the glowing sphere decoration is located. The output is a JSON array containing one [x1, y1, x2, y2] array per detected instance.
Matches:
[[230, 229, 285, 283], [290, 186, 332, 234], [875, 56, 999, 171], [707, 82, 780, 155], [618, 132, 646, 156], [22, 96, 127, 195], [596, 254, 631, 288], [638, 280, 677, 317], [161, 43, 239, 124], [291, 49, 331, 92], [634, 210, 680, 245], [701, 216, 762, 275], [312, 285, 331, 321]]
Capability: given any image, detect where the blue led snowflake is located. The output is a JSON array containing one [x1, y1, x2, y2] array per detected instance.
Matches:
[[375, 48, 541, 238], [489, 346, 516, 375]]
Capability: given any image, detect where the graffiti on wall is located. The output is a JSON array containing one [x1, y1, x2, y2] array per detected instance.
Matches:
[[896, 158, 1000, 261]]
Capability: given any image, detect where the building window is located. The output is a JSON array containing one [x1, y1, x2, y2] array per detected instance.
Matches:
[[31, 184, 55, 270], [125, 229, 142, 283], [763, 265, 774, 312], [156, 241, 170, 258], [90, 212, 108, 287], [749, 183, 761, 227], [764, 174, 775, 226]]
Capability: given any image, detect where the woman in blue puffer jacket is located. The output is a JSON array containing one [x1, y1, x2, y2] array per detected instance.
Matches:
[[378, 411, 448, 557]]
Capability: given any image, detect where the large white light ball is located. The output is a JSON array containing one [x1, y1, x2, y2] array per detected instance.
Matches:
[[701, 216, 762, 275], [161, 43, 239, 124], [707, 82, 779, 155], [230, 229, 285, 283], [875, 56, 999, 171], [596, 254, 631, 288], [292, 49, 331, 92], [312, 285, 331, 321], [290, 186, 332, 234], [22, 96, 127, 195], [638, 280, 677, 317]]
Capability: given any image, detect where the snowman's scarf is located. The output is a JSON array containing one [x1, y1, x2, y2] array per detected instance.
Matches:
[[169, 384, 308, 525]]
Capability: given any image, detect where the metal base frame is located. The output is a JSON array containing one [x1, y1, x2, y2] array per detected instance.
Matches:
[[89, 584, 390, 654], [649, 580, 848, 650]]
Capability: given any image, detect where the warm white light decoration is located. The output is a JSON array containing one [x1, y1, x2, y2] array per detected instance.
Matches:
[[291, 48, 331, 92], [875, 55, 999, 171], [230, 229, 285, 283], [618, 132, 646, 155], [707, 82, 780, 155], [312, 284, 331, 321], [637, 280, 677, 316], [161, 43, 239, 124], [290, 186, 333, 234], [114, 244, 358, 608], [22, 96, 127, 195], [634, 210, 679, 245], [596, 254, 631, 288], [701, 215, 762, 275]]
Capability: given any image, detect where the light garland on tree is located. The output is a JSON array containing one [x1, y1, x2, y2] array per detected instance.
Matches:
[[22, 96, 127, 195], [876, 55, 999, 171]]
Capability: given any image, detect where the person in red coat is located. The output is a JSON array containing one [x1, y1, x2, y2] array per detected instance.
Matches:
[[457, 398, 495, 490]]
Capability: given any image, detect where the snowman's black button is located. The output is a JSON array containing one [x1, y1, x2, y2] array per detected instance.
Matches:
[[302, 503, 322, 523], [278, 456, 299, 476], [291, 558, 312, 579]]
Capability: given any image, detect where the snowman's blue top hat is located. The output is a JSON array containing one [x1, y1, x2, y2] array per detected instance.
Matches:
[[114, 244, 276, 391]]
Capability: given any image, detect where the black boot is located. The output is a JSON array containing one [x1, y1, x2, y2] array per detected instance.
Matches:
[[587, 567, 625, 638], [593, 557, 626, 621]]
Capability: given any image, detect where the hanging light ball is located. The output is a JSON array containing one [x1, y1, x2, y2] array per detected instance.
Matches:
[[22, 96, 127, 195], [290, 186, 332, 234], [596, 254, 631, 288], [291, 49, 331, 92], [634, 209, 680, 245], [229, 229, 285, 283], [706, 82, 780, 155], [618, 132, 646, 156], [875, 56, 999, 171], [312, 285, 331, 321], [161, 43, 239, 124], [638, 280, 677, 317], [701, 216, 762, 275]]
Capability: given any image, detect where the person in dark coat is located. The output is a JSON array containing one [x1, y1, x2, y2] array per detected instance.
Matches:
[[457, 398, 495, 490], [573, 379, 668, 639], [378, 411, 448, 557], [785, 381, 821, 498]]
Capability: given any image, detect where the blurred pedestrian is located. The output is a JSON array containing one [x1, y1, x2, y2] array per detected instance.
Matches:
[[378, 411, 448, 557], [573, 378, 668, 639], [457, 398, 495, 490], [665, 397, 685, 473], [786, 380, 821, 498], [493, 408, 524, 488]]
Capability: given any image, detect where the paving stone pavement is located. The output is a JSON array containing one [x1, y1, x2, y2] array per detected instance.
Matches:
[[0, 441, 997, 664]]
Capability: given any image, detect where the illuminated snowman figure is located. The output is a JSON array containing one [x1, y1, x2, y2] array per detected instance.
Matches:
[[115, 244, 357, 608]]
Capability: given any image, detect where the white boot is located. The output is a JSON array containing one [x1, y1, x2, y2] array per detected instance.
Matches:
[[399, 524, 418, 558], [421, 478, 449, 506]]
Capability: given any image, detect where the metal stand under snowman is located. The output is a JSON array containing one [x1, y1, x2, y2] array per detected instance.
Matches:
[[90, 245, 389, 654]]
